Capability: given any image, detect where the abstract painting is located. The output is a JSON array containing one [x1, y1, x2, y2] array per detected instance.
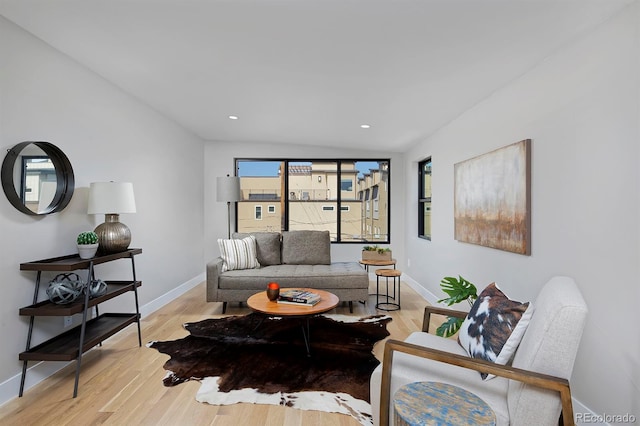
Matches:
[[454, 139, 531, 255]]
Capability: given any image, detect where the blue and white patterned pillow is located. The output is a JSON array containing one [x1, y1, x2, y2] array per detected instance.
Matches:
[[458, 282, 534, 380], [217, 236, 261, 272]]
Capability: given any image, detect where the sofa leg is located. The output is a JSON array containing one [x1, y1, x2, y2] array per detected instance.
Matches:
[[222, 302, 227, 314], [349, 301, 353, 313]]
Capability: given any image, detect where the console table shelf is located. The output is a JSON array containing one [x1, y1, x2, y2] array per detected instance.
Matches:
[[20, 248, 142, 271], [19, 313, 139, 362], [19, 281, 141, 316], [18, 248, 142, 398]]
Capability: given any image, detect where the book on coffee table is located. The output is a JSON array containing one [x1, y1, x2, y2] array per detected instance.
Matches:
[[277, 290, 321, 306]]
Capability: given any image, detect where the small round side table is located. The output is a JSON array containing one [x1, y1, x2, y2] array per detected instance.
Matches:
[[393, 381, 496, 426], [375, 268, 402, 311], [359, 258, 397, 272]]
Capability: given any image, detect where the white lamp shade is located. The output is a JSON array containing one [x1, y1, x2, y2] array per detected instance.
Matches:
[[216, 176, 241, 202], [87, 182, 137, 214]]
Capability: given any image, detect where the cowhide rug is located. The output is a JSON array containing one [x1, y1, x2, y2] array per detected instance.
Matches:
[[148, 313, 391, 425]]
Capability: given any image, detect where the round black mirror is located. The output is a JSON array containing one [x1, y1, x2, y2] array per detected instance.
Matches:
[[1, 141, 74, 215]]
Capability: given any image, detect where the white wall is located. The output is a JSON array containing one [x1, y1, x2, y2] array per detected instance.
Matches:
[[403, 5, 639, 419], [203, 141, 404, 267], [0, 16, 205, 399]]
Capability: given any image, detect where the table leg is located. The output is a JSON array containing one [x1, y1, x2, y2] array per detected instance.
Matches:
[[300, 318, 311, 357]]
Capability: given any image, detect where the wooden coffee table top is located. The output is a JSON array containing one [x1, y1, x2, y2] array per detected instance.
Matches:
[[247, 288, 339, 316]]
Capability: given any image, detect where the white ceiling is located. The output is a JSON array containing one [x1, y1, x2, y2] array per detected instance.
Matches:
[[0, 0, 633, 152]]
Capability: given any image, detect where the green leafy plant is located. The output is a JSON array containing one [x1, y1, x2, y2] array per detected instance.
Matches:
[[362, 245, 391, 254], [435, 275, 478, 337], [77, 231, 98, 245]]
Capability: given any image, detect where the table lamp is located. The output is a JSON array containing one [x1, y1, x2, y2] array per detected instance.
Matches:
[[88, 181, 136, 253], [216, 174, 240, 238]]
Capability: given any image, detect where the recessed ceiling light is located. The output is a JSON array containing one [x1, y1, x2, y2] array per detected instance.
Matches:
[[360, 124, 371, 129], [228, 115, 238, 120]]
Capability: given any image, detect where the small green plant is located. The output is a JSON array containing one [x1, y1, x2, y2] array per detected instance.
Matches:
[[77, 231, 98, 245], [435, 275, 478, 337], [362, 245, 391, 254]]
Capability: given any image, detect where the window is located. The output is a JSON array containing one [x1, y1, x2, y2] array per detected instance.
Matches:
[[372, 185, 380, 219], [236, 159, 390, 243], [364, 188, 371, 218], [419, 158, 432, 240]]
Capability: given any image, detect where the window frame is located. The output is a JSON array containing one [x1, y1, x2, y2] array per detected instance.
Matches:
[[418, 157, 432, 240], [235, 158, 390, 243]]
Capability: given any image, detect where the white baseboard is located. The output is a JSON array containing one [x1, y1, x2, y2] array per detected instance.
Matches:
[[0, 273, 205, 407], [573, 399, 612, 426], [139, 273, 204, 318], [400, 273, 441, 306]]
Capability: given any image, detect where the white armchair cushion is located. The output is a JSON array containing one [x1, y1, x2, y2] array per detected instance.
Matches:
[[507, 276, 588, 425], [458, 282, 533, 379]]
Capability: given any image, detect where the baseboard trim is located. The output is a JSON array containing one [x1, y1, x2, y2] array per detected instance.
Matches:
[[0, 273, 204, 407], [573, 399, 610, 426], [139, 273, 204, 318], [400, 273, 441, 306]]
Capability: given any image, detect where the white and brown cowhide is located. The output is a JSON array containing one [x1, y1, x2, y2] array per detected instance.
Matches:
[[148, 313, 391, 426], [458, 282, 533, 379]]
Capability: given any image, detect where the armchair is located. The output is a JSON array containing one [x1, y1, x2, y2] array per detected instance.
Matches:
[[370, 276, 588, 426]]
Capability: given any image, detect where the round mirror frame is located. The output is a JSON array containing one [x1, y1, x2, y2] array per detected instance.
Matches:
[[1, 141, 75, 215]]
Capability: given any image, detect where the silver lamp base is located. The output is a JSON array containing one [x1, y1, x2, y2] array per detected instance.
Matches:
[[95, 213, 131, 253]]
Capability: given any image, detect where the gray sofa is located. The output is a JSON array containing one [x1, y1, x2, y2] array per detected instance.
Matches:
[[206, 230, 369, 313]]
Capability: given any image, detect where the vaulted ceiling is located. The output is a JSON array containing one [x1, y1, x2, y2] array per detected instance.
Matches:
[[0, 0, 633, 152]]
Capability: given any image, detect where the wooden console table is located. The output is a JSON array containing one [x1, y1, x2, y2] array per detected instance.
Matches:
[[18, 248, 142, 398]]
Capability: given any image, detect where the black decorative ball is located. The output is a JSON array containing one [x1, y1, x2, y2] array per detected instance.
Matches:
[[87, 279, 108, 298], [46, 273, 84, 304]]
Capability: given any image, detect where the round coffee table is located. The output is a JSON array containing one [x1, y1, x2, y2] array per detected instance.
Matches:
[[247, 288, 339, 316], [247, 288, 339, 356]]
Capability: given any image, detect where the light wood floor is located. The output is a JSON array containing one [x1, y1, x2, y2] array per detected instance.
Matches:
[[0, 280, 434, 425]]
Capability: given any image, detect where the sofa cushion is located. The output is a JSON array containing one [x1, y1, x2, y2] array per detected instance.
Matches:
[[233, 232, 281, 265], [281, 230, 331, 265], [218, 263, 368, 290], [217, 236, 261, 272], [458, 282, 533, 380]]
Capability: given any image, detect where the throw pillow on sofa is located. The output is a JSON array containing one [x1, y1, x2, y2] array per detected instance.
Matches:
[[458, 282, 534, 380], [281, 230, 331, 265], [232, 232, 281, 265], [217, 236, 261, 272]]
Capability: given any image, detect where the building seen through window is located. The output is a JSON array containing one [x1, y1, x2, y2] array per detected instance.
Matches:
[[235, 159, 390, 243]]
